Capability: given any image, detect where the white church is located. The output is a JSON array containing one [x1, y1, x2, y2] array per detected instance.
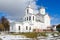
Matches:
[[10, 5, 51, 33]]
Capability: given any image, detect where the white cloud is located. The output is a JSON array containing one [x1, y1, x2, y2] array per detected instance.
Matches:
[[0, 0, 39, 21]]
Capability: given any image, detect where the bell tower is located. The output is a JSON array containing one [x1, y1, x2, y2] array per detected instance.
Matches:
[[24, 4, 35, 22], [25, 5, 33, 15]]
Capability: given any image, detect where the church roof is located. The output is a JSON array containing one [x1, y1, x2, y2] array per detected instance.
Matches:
[[39, 6, 45, 9], [36, 13, 46, 16], [26, 5, 33, 9]]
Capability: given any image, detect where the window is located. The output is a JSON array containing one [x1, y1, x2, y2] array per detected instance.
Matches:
[[26, 26, 28, 30], [25, 18, 26, 21], [27, 17, 28, 21], [27, 9, 29, 14], [29, 16, 31, 21], [29, 27, 31, 30], [19, 26, 20, 30], [33, 16, 34, 21]]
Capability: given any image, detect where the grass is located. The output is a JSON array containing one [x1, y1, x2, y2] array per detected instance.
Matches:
[[10, 32, 48, 38]]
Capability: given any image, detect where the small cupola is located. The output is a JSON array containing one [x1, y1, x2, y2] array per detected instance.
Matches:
[[39, 6, 45, 15]]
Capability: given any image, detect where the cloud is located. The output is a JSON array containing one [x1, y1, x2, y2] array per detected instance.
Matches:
[[0, 0, 39, 21]]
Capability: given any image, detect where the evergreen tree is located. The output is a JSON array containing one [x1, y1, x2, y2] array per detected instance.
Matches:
[[56, 24, 60, 32]]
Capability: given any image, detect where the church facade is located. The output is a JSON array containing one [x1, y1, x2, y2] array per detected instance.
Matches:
[[10, 5, 51, 32]]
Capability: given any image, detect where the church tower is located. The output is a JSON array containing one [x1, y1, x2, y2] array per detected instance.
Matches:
[[25, 5, 33, 15], [39, 6, 45, 15], [24, 5, 35, 22]]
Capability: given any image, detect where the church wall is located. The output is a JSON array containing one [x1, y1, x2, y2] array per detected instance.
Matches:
[[23, 22, 33, 32], [10, 22, 16, 32], [33, 22, 46, 29], [10, 23, 24, 32], [28, 8, 33, 14], [44, 14, 50, 27]]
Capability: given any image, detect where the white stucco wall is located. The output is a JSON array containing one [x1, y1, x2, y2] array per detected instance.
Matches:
[[10, 5, 51, 33]]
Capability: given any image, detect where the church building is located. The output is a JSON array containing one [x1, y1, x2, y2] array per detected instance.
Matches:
[[10, 5, 51, 32]]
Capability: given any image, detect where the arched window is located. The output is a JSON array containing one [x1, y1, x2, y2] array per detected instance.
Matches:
[[26, 26, 28, 30], [19, 26, 20, 30], [27, 17, 28, 21], [25, 18, 26, 21], [29, 16, 31, 21], [27, 9, 29, 14], [29, 27, 31, 30], [33, 16, 34, 21]]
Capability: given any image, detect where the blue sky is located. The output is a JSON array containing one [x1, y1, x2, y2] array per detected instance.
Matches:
[[0, 0, 60, 25], [36, 0, 60, 25]]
